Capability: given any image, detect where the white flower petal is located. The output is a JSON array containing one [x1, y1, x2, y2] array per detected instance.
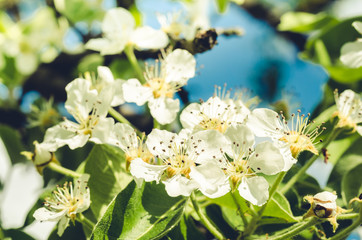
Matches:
[[191, 130, 231, 164], [65, 78, 98, 120], [164, 49, 196, 84], [180, 102, 202, 130], [111, 79, 126, 106], [238, 176, 269, 206], [57, 216, 70, 236], [340, 41, 362, 68], [352, 21, 362, 35], [122, 78, 153, 106], [248, 108, 283, 138], [337, 89, 362, 123], [249, 141, 285, 175], [44, 124, 90, 150], [102, 8, 135, 37], [97, 66, 114, 85], [130, 158, 167, 183], [73, 174, 91, 213], [111, 123, 138, 150], [131, 26, 169, 50], [33, 142, 53, 165], [274, 140, 297, 171], [90, 117, 115, 144], [33, 208, 67, 222], [224, 125, 255, 151], [357, 125, 362, 136], [85, 38, 126, 55], [190, 161, 230, 198], [201, 97, 228, 120], [146, 129, 176, 158], [148, 97, 180, 125], [162, 175, 198, 197]]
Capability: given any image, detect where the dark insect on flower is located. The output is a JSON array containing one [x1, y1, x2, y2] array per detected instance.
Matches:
[[322, 148, 329, 163]]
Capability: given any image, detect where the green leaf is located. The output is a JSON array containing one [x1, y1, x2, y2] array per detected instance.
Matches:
[[77, 54, 104, 74], [326, 134, 359, 165], [48, 221, 86, 240], [84, 144, 133, 219], [215, 0, 229, 13], [0, 124, 25, 164], [109, 59, 137, 80], [3, 229, 35, 240], [341, 163, 362, 205], [278, 12, 337, 33], [263, 191, 298, 223], [163, 215, 205, 240], [220, 206, 246, 231], [326, 65, 362, 83], [305, 16, 362, 62], [61, 0, 104, 23], [315, 39, 331, 66], [208, 191, 249, 212], [328, 153, 362, 197], [91, 181, 187, 240], [205, 204, 239, 239]]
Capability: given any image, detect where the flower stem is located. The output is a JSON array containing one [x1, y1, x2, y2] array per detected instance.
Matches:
[[280, 127, 343, 194], [268, 217, 321, 240], [124, 46, 145, 84], [243, 171, 287, 236], [108, 107, 142, 136], [229, 191, 248, 226], [190, 192, 225, 240], [48, 162, 82, 178], [78, 213, 95, 230]]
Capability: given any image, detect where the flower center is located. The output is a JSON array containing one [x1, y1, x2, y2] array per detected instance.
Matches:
[[199, 117, 228, 133], [278, 111, 324, 158], [279, 131, 318, 158], [144, 77, 174, 98], [166, 152, 195, 178], [226, 160, 251, 189]]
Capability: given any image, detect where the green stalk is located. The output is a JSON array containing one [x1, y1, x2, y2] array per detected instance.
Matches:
[[124, 45, 145, 84], [48, 162, 82, 178], [153, 119, 162, 129], [190, 192, 225, 240], [281, 128, 343, 194], [78, 213, 95, 230], [108, 107, 142, 136], [268, 217, 321, 240], [243, 171, 287, 236], [230, 191, 248, 225]]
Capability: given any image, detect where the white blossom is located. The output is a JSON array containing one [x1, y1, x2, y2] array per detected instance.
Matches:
[[84, 66, 125, 107], [33, 175, 90, 236], [42, 78, 114, 150], [248, 108, 324, 160], [193, 125, 286, 205], [180, 95, 249, 133], [130, 129, 229, 197], [123, 49, 196, 124], [110, 123, 154, 170], [333, 89, 362, 135], [85, 8, 168, 55]]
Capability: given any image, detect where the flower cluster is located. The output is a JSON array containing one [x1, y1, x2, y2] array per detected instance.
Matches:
[[33, 175, 90, 236], [27, 6, 362, 238]]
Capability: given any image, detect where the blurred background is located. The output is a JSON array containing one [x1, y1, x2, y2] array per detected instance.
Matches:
[[0, 0, 361, 239]]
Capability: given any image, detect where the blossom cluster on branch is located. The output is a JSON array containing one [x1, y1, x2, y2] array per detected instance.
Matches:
[[13, 5, 362, 240]]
